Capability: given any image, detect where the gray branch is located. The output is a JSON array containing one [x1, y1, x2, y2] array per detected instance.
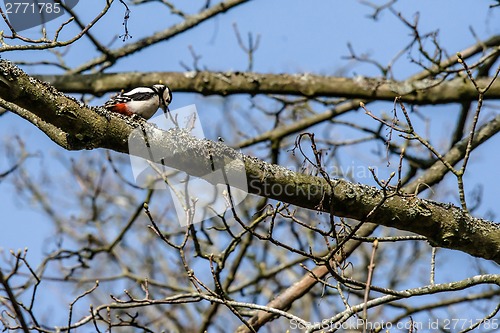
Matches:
[[36, 71, 500, 105], [1, 59, 499, 264]]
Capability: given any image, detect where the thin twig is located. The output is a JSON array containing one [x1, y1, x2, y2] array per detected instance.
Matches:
[[362, 239, 378, 333]]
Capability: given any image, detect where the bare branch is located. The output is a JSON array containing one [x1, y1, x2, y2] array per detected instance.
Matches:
[[0, 1, 113, 52], [35, 71, 500, 103], [1, 60, 499, 264], [68, 0, 251, 74]]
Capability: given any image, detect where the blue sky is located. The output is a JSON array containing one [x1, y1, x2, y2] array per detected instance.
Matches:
[[1, 0, 499, 279], [1, 0, 499, 270], [0, 0, 499, 329]]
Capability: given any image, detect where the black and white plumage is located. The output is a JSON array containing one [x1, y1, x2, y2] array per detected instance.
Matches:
[[104, 84, 172, 119]]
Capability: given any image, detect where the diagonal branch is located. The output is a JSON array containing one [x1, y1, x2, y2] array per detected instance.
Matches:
[[68, 0, 251, 74], [0, 269, 30, 333], [0, 1, 113, 52], [234, 109, 500, 332], [1, 60, 499, 265]]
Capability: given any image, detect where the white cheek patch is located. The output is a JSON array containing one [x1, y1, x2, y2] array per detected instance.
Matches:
[[163, 90, 172, 105]]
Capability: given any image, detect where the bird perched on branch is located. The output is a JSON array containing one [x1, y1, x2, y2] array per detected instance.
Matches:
[[104, 84, 172, 119]]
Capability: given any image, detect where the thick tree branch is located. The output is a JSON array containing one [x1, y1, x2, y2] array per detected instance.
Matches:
[[36, 71, 500, 104], [236, 108, 500, 333], [1, 60, 499, 265]]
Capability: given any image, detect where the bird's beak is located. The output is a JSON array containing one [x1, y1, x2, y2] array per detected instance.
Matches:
[[160, 104, 171, 117]]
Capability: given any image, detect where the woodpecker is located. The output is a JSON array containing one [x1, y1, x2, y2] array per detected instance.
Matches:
[[104, 84, 172, 119]]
